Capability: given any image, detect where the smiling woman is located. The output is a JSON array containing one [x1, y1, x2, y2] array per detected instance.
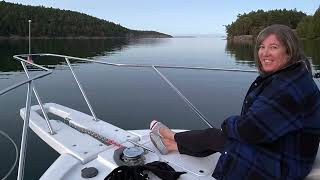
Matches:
[[149, 24, 320, 180]]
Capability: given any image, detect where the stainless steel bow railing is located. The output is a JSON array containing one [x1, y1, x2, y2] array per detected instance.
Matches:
[[14, 53, 258, 129]]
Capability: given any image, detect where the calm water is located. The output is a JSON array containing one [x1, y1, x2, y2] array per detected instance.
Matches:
[[0, 37, 319, 179]]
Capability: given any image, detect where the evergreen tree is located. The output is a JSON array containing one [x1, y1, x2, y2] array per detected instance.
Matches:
[[296, 6, 320, 39]]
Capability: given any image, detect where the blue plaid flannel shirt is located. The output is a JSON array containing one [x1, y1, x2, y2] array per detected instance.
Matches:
[[216, 62, 320, 179]]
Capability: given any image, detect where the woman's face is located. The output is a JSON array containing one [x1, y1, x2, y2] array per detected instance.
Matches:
[[258, 34, 289, 73]]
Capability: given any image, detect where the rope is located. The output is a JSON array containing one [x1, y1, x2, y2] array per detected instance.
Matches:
[[60, 118, 123, 147]]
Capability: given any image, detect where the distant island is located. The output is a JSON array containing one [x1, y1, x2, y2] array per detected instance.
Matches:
[[0, 1, 172, 39], [225, 7, 320, 41]]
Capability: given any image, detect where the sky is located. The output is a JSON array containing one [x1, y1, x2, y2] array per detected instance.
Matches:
[[5, 0, 320, 36]]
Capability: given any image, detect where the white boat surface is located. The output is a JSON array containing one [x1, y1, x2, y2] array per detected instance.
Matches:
[[20, 103, 219, 179]]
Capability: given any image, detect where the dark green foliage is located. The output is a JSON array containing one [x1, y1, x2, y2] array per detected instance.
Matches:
[[296, 6, 320, 39], [0, 1, 171, 38], [225, 9, 306, 38]]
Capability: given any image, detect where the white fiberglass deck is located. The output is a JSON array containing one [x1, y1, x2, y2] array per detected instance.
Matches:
[[20, 103, 220, 179]]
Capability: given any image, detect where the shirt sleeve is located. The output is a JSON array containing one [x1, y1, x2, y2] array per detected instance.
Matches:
[[221, 82, 303, 144]]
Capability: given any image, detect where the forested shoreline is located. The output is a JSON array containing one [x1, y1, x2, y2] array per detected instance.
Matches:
[[0, 1, 172, 39], [1, 1, 318, 40], [226, 7, 320, 40]]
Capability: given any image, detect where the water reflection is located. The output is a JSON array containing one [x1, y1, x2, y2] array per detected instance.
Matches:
[[0, 38, 168, 72], [225, 39, 320, 70], [225, 40, 255, 68]]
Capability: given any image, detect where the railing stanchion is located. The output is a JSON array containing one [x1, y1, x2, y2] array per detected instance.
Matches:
[[152, 66, 213, 128], [65, 57, 98, 121], [21, 62, 55, 135], [17, 80, 32, 180]]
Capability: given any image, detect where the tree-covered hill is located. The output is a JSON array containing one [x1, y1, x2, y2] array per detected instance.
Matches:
[[296, 6, 320, 39], [225, 9, 306, 38], [0, 1, 172, 38]]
